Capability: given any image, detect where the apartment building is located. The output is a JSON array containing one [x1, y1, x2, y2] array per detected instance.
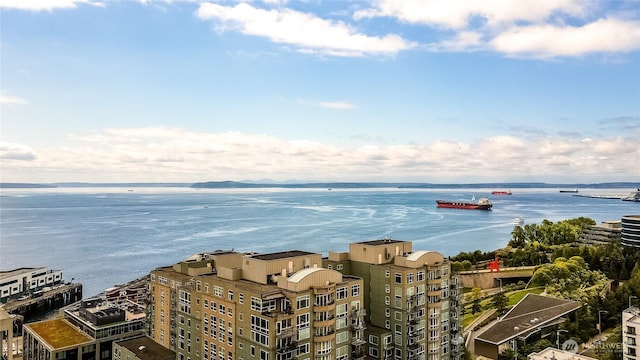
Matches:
[[324, 239, 463, 360], [149, 249, 365, 360], [623, 306, 640, 359]]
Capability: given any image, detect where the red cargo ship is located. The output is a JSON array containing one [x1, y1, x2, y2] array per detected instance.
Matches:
[[436, 197, 493, 210], [491, 190, 512, 195]]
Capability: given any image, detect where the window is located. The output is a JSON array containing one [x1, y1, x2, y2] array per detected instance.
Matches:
[[297, 313, 310, 328], [395, 273, 402, 284], [327, 264, 333, 269], [214, 286, 223, 298], [239, 293, 244, 304], [385, 308, 390, 317], [336, 264, 343, 270], [385, 284, 390, 293], [336, 331, 348, 344], [395, 311, 402, 321], [228, 291, 233, 301], [336, 287, 348, 300], [369, 335, 379, 346], [385, 270, 390, 278], [351, 284, 360, 297], [369, 348, 379, 357], [407, 273, 414, 284], [297, 295, 310, 309], [417, 271, 425, 281], [179, 290, 191, 314], [385, 296, 390, 305], [385, 319, 390, 329]]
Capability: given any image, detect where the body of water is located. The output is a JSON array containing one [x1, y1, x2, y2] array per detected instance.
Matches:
[[1, 186, 638, 297]]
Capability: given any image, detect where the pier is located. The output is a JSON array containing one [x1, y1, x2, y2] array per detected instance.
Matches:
[[1, 283, 82, 322]]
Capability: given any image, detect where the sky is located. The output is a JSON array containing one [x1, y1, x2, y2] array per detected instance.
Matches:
[[1, 0, 639, 184]]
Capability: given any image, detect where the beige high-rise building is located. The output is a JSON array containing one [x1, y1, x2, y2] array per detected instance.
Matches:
[[325, 239, 462, 360], [149, 249, 365, 360], [148, 239, 461, 360]]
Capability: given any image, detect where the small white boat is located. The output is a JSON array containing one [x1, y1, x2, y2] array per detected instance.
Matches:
[[513, 217, 525, 225]]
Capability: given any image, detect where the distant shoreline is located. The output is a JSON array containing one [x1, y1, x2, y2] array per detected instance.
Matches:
[[1, 181, 638, 190]]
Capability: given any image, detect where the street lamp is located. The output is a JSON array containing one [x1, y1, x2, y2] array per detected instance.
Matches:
[[598, 310, 608, 335], [556, 329, 568, 349], [630, 295, 638, 308]]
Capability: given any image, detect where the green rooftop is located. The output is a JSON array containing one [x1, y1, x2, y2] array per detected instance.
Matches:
[[28, 319, 92, 349]]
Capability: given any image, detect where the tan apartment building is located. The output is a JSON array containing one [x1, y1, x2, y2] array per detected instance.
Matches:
[[325, 239, 463, 360], [148, 249, 365, 360]]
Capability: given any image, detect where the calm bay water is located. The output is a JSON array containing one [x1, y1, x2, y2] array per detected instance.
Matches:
[[1, 187, 638, 297]]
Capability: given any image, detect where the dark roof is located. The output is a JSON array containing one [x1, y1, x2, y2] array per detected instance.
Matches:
[[251, 250, 317, 261], [357, 239, 405, 246], [475, 294, 582, 345], [115, 336, 175, 360]]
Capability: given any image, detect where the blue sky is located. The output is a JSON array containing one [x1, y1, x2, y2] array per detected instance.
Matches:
[[1, 0, 639, 184]]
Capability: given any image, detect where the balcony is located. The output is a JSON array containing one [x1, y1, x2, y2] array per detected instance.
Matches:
[[351, 337, 366, 346], [351, 322, 366, 331], [276, 341, 297, 354], [276, 327, 297, 339], [351, 350, 366, 360]]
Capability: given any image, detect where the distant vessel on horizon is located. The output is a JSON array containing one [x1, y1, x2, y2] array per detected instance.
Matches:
[[491, 190, 512, 195], [622, 189, 640, 202], [560, 189, 579, 193], [436, 196, 493, 210]]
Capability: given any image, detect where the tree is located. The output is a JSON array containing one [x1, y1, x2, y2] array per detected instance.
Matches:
[[490, 292, 509, 314], [471, 298, 482, 314]]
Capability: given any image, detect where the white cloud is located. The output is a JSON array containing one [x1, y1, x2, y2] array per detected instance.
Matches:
[[0, 95, 29, 105], [353, 0, 586, 30], [0, 141, 36, 160], [491, 18, 640, 57], [196, 2, 416, 57], [0, 0, 100, 11], [355, 0, 640, 57], [2, 128, 638, 183], [318, 101, 355, 110]]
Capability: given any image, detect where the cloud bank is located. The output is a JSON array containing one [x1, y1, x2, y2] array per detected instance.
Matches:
[[2, 127, 637, 183]]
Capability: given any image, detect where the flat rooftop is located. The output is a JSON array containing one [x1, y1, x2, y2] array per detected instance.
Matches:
[[0, 267, 45, 280], [251, 250, 317, 261], [357, 239, 405, 246], [116, 336, 175, 360], [27, 319, 92, 349]]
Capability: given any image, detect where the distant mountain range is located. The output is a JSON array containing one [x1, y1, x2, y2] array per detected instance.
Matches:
[[1, 181, 637, 189]]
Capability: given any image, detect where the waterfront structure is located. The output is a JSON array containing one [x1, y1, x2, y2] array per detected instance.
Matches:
[[0, 267, 63, 303], [149, 249, 365, 360], [622, 306, 640, 358], [22, 297, 146, 360], [114, 336, 175, 360], [621, 215, 640, 248], [325, 239, 463, 360]]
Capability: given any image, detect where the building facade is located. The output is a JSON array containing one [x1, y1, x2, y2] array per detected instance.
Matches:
[[623, 306, 640, 359], [149, 250, 365, 360], [0, 267, 64, 303], [621, 215, 640, 248], [325, 239, 462, 360]]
